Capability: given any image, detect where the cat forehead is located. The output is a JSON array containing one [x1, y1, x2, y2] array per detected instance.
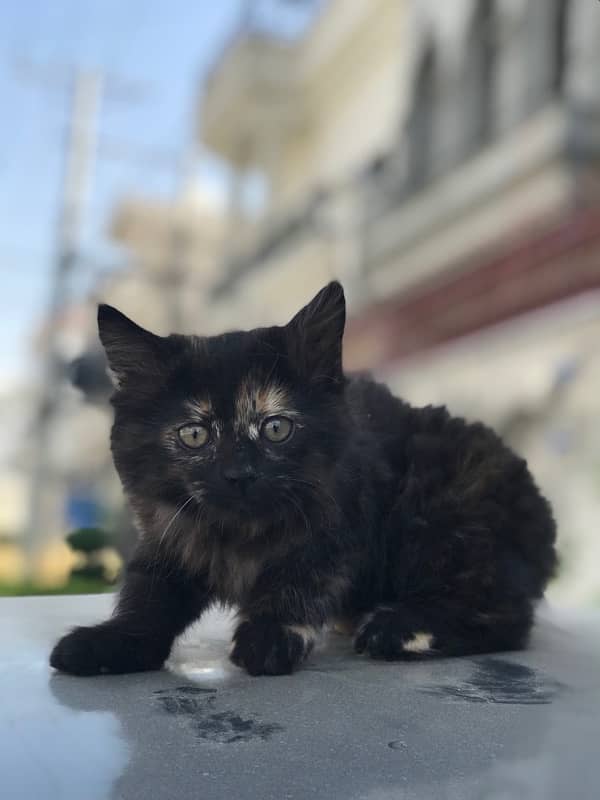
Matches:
[[234, 378, 291, 440], [182, 376, 292, 420], [235, 376, 290, 416]]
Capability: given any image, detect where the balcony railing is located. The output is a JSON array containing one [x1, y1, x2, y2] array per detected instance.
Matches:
[[212, 192, 327, 298]]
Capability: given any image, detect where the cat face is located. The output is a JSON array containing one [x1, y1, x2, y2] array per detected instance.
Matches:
[[98, 282, 347, 527]]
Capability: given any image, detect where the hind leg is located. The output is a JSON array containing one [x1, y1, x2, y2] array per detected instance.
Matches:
[[354, 598, 534, 661], [354, 605, 436, 659]]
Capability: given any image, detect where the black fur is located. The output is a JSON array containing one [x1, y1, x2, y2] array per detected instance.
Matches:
[[50, 282, 557, 676]]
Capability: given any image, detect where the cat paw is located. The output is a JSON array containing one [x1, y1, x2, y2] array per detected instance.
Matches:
[[50, 624, 168, 676], [230, 618, 311, 676], [354, 609, 434, 660]]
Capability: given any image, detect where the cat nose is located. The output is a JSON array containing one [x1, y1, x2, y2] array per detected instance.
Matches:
[[223, 466, 258, 491]]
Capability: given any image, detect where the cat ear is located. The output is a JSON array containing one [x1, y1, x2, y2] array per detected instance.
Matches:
[[97, 305, 166, 386], [285, 281, 346, 385]]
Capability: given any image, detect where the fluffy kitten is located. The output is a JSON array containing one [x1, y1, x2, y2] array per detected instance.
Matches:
[[50, 282, 557, 676]]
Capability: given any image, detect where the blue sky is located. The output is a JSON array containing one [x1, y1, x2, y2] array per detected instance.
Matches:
[[0, 0, 243, 387]]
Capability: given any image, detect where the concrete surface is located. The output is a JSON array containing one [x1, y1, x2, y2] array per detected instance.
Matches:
[[1, 594, 599, 800]]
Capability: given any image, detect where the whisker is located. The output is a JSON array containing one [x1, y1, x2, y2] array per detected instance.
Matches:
[[158, 495, 195, 551], [282, 488, 312, 533], [275, 475, 343, 522]]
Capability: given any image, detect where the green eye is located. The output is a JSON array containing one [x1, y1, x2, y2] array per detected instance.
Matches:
[[261, 416, 294, 443], [178, 424, 209, 449]]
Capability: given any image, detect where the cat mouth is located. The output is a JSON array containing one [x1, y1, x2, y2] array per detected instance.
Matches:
[[212, 496, 307, 530], [192, 488, 271, 518], [189, 480, 294, 524]]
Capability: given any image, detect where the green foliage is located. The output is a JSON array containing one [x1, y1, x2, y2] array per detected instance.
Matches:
[[0, 577, 113, 597], [66, 527, 114, 554], [71, 564, 110, 581]]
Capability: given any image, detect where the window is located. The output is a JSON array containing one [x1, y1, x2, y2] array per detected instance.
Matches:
[[464, 0, 497, 152], [552, 0, 569, 94], [407, 44, 436, 189]]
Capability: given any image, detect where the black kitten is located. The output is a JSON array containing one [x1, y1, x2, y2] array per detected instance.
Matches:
[[50, 282, 557, 677]]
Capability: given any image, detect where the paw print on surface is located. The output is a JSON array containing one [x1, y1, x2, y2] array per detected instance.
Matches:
[[194, 711, 282, 744], [154, 685, 217, 714], [420, 659, 563, 705], [153, 686, 283, 743]]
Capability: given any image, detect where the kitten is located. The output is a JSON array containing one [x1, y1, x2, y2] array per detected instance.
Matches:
[[50, 282, 557, 676]]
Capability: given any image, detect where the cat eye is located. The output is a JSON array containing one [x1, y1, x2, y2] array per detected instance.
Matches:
[[178, 424, 209, 449], [261, 416, 294, 443]]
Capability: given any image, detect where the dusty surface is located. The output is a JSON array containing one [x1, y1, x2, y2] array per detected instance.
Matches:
[[1, 594, 599, 799]]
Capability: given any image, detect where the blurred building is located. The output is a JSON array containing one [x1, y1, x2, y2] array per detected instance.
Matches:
[[198, 0, 600, 603], [200, 0, 406, 323], [0, 388, 33, 539], [106, 184, 225, 335]]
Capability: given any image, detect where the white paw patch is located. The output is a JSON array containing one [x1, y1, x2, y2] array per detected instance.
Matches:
[[402, 632, 434, 654], [286, 624, 318, 654]]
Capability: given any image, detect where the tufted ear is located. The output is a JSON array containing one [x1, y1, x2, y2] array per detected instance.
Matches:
[[97, 305, 167, 387], [285, 281, 346, 386]]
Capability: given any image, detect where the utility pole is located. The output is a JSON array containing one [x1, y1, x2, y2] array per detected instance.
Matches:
[[24, 70, 103, 570], [19, 62, 158, 573], [50, 71, 103, 325]]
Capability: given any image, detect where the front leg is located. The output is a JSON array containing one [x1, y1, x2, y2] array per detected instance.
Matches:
[[50, 554, 212, 676], [230, 616, 316, 676], [230, 562, 345, 676]]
